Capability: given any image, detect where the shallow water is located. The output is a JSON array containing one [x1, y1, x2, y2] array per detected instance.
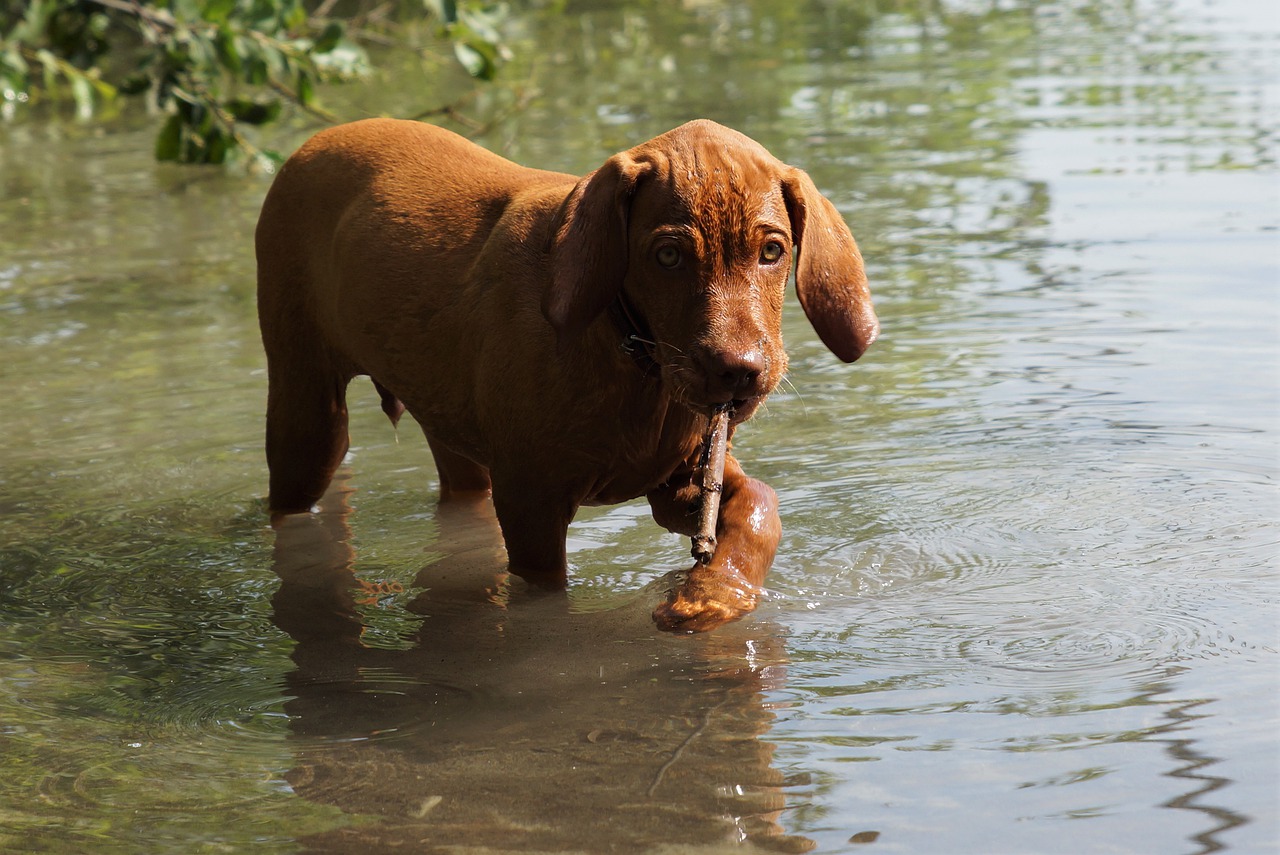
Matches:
[[1, 0, 1276, 852]]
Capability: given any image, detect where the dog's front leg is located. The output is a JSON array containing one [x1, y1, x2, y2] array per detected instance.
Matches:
[[491, 479, 576, 590], [648, 455, 781, 632]]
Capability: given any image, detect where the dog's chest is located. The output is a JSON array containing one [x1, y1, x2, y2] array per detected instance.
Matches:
[[579, 413, 705, 506]]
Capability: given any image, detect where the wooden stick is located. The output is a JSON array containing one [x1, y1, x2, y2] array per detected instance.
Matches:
[[690, 404, 732, 565]]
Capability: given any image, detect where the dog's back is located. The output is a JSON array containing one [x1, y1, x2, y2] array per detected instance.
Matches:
[[257, 119, 573, 357]]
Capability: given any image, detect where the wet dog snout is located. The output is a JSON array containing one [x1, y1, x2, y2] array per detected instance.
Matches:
[[699, 347, 768, 402]]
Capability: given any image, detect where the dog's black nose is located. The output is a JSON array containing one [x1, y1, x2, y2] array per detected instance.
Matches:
[[701, 348, 767, 402]]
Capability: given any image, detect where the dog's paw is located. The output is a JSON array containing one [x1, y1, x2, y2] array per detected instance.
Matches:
[[652, 572, 761, 633]]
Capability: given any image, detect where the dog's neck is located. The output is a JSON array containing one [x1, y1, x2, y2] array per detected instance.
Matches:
[[608, 290, 659, 375]]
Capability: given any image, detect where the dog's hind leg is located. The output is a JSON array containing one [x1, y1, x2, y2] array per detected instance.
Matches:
[[265, 372, 351, 518], [257, 192, 357, 520], [263, 342, 353, 519]]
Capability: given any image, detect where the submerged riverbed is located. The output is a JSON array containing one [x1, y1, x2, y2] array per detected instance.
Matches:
[[1, 0, 1276, 852]]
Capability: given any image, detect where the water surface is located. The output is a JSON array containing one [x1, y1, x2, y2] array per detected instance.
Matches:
[[1, 0, 1276, 852]]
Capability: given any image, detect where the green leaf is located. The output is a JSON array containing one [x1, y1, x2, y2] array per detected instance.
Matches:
[[69, 74, 93, 117], [261, 42, 286, 78], [35, 48, 58, 91], [422, 0, 459, 25], [454, 40, 496, 81], [119, 72, 151, 96], [175, 94, 201, 124], [283, 2, 307, 31], [256, 149, 287, 172], [313, 21, 343, 54], [87, 12, 111, 40], [214, 26, 241, 74], [311, 41, 369, 79], [155, 114, 183, 161], [89, 73, 116, 101], [242, 43, 268, 86], [13, 2, 51, 44], [1, 46, 29, 79], [226, 97, 280, 125], [204, 128, 230, 164], [296, 70, 313, 107], [458, 6, 503, 45], [188, 32, 218, 73], [201, 0, 238, 25]]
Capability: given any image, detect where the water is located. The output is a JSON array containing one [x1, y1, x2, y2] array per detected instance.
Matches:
[[1, 0, 1276, 852]]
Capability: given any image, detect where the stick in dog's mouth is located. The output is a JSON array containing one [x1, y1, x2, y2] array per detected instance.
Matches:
[[690, 402, 733, 565]]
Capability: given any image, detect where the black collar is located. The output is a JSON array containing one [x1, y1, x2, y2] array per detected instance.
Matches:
[[608, 290, 659, 375]]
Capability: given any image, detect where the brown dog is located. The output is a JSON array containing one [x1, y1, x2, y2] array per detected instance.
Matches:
[[256, 118, 877, 632]]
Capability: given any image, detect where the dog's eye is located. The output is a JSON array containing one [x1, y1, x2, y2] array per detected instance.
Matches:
[[655, 244, 682, 269], [760, 241, 785, 264]]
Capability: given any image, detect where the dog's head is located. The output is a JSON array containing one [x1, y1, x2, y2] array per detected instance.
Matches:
[[545, 120, 878, 416]]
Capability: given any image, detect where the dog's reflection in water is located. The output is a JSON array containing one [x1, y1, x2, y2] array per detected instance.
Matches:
[[270, 475, 814, 853]]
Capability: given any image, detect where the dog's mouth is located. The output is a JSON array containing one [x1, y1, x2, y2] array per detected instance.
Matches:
[[665, 366, 776, 421], [728, 396, 763, 422], [670, 391, 765, 424]]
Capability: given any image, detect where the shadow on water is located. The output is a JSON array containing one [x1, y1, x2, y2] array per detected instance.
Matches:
[[270, 476, 817, 853], [1156, 691, 1250, 855]]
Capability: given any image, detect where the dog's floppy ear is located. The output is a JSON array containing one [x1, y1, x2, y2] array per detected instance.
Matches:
[[544, 154, 647, 340], [782, 168, 879, 363]]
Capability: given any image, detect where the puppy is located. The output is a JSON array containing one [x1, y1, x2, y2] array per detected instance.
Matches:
[[256, 119, 877, 631]]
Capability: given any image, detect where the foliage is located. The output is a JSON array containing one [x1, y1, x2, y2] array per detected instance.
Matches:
[[0, 0, 508, 168]]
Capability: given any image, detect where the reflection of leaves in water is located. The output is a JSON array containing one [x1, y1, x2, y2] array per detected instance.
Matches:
[[0, 656, 347, 851]]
